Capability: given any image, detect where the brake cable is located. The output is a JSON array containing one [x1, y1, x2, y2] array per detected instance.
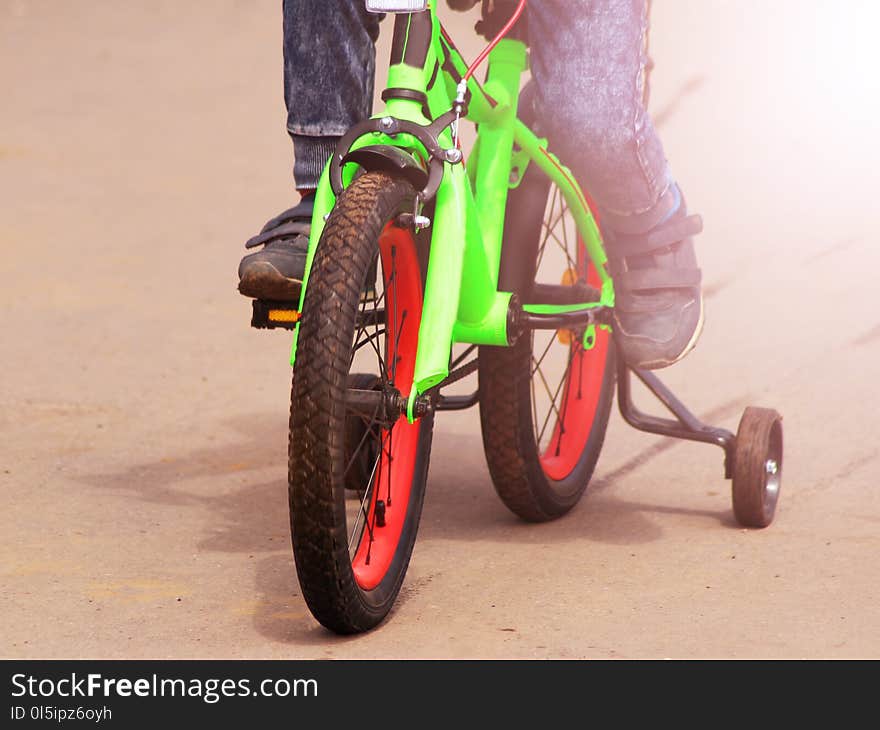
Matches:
[[451, 0, 528, 147], [463, 0, 527, 82]]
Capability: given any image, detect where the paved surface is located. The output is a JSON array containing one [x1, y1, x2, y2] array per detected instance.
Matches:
[[2, 0, 879, 659]]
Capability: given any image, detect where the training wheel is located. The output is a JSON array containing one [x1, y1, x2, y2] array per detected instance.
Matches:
[[731, 406, 783, 527]]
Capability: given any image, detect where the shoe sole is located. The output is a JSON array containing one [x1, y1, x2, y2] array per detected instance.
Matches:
[[665, 296, 705, 367], [627, 297, 705, 370], [240, 266, 377, 305], [238, 263, 302, 302]]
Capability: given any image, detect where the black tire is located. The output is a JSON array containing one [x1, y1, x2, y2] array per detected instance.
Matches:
[[289, 172, 434, 634], [731, 406, 783, 528], [478, 171, 616, 522]]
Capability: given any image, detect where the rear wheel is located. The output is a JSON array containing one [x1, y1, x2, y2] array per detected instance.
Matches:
[[479, 181, 615, 522], [288, 172, 433, 634]]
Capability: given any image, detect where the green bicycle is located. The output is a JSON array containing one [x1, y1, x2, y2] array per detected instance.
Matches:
[[251, 0, 784, 634]]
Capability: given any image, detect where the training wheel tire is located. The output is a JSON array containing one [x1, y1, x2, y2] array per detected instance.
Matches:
[[731, 406, 783, 528]]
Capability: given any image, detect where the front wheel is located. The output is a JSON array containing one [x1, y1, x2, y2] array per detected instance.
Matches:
[[288, 172, 433, 634]]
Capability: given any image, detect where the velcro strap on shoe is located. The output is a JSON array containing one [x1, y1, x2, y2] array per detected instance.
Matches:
[[245, 221, 311, 249], [616, 266, 702, 293], [259, 200, 315, 234], [611, 214, 704, 258]]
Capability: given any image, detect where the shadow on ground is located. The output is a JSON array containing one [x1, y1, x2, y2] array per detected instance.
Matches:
[[74, 409, 734, 644]]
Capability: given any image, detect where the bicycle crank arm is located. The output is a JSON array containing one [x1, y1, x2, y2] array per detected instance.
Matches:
[[525, 282, 601, 306], [518, 305, 612, 331]]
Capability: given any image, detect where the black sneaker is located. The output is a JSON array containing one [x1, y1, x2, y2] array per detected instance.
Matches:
[[237, 198, 313, 301], [606, 200, 704, 370]]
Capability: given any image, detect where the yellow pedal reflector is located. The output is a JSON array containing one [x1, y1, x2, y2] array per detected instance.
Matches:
[[268, 309, 300, 323], [557, 268, 578, 345]]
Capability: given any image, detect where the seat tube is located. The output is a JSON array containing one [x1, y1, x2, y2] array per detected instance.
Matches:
[[454, 39, 527, 341], [470, 39, 527, 276]]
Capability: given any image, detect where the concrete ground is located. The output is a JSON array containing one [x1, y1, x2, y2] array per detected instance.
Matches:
[[2, 0, 878, 659]]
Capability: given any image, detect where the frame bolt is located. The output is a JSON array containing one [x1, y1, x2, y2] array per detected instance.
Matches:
[[379, 116, 394, 130], [414, 215, 431, 230], [445, 148, 463, 164], [765, 459, 779, 475]]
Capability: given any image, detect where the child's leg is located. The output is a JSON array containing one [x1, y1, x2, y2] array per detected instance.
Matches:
[[283, 0, 382, 191], [239, 0, 381, 301], [528, 0, 704, 369]]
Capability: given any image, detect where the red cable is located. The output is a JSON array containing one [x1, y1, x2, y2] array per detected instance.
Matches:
[[463, 0, 528, 81]]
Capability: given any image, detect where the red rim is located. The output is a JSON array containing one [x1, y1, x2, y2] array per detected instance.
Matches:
[[351, 225, 423, 591], [538, 256, 610, 481], [537, 189, 611, 482]]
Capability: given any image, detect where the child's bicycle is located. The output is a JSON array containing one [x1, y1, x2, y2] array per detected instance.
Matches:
[[251, 0, 784, 634]]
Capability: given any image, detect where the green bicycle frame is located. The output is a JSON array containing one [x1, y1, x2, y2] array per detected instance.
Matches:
[[291, 1, 614, 415]]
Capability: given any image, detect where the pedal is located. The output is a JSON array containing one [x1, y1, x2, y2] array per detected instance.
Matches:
[[525, 281, 600, 306], [251, 299, 300, 330]]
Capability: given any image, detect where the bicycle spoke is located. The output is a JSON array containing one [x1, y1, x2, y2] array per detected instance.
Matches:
[[367, 428, 396, 565], [542, 206, 567, 242], [349, 443, 382, 552], [342, 402, 382, 481], [361, 274, 390, 381], [535, 188, 559, 272], [536, 344, 575, 447], [384, 424, 394, 506], [390, 310, 407, 385], [560, 196, 570, 257], [351, 281, 388, 369], [387, 248, 400, 504], [351, 295, 370, 368], [451, 344, 477, 371], [546, 227, 578, 274], [533, 355, 565, 444], [538, 193, 579, 280], [346, 247, 397, 535], [531, 375, 539, 447], [529, 184, 592, 454], [530, 333, 557, 378], [349, 428, 393, 558], [351, 328, 387, 362], [553, 345, 577, 457], [536, 187, 561, 271], [387, 246, 400, 383], [356, 307, 386, 328], [577, 346, 584, 400]]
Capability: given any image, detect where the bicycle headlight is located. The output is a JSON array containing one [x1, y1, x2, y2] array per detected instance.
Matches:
[[365, 0, 428, 13]]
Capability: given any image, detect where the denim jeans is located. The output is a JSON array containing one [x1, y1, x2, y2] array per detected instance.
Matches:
[[283, 0, 680, 234]]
